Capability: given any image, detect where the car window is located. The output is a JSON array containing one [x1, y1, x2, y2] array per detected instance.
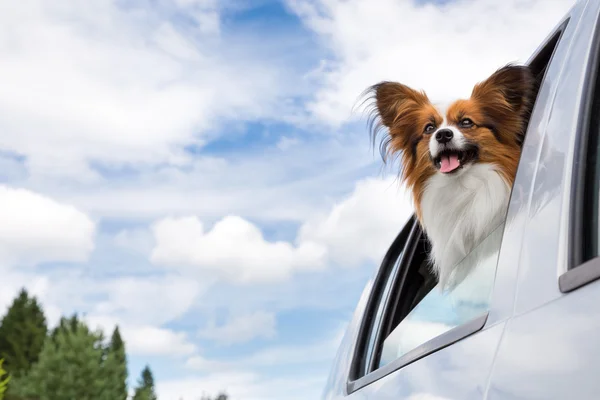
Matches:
[[560, 16, 600, 293], [589, 112, 600, 260], [585, 65, 600, 261], [378, 222, 503, 368], [574, 27, 600, 265]]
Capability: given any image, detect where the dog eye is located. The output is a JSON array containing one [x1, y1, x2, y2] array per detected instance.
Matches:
[[460, 118, 474, 127], [424, 123, 435, 133]]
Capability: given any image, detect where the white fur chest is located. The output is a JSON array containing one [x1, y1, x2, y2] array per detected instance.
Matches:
[[420, 163, 510, 288]]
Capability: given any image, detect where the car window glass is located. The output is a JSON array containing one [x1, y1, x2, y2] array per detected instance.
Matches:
[[579, 42, 600, 263], [592, 132, 600, 258], [378, 222, 504, 368], [590, 92, 600, 259]]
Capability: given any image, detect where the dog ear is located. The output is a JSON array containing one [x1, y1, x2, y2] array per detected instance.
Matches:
[[369, 81, 430, 128], [471, 64, 536, 145], [364, 81, 430, 158], [471, 64, 536, 114]]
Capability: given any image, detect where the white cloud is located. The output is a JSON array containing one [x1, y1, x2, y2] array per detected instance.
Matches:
[[298, 177, 413, 267], [20, 271, 210, 351], [93, 275, 207, 326], [169, 0, 221, 35], [276, 136, 300, 151], [162, 335, 341, 400], [0, 185, 95, 267], [159, 371, 260, 400], [0, 0, 298, 181], [287, 0, 574, 125], [113, 227, 155, 256], [150, 176, 412, 283], [150, 215, 327, 284], [85, 314, 197, 357], [199, 311, 277, 345], [158, 371, 327, 400], [157, 370, 326, 400], [124, 325, 198, 357], [185, 355, 227, 371], [0, 270, 61, 324], [42, 135, 375, 222], [241, 322, 346, 368], [0, 271, 204, 357]]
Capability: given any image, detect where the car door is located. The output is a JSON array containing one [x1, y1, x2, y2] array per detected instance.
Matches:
[[322, 2, 587, 399], [486, 0, 600, 398]]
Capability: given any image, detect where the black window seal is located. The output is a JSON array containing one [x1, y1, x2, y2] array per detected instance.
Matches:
[[349, 215, 417, 381], [562, 6, 600, 293], [365, 218, 423, 373], [526, 17, 569, 75]]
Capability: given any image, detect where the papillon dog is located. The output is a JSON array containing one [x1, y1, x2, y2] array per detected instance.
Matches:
[[366, 64, 536, 289]]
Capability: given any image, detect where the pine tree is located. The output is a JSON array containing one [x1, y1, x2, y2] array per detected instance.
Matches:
[[132, 365, 157, 400], [0, 289, 47, 379], [50, 315, 80, 343], [0, 359, 10, 400], [11, 318, 106, 400], [102, 326, 128, 400]]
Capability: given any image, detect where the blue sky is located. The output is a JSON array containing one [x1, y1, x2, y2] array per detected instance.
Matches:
[[0, 0, 574, 398]]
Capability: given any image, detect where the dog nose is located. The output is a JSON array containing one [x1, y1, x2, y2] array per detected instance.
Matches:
[[435, 129, 453, 144]]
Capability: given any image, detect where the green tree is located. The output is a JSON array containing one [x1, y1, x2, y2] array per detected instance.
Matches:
[[0, 359, 10, 400], [11, 318, 106, 400], [49, 315, 80, 343], [102, 326, 128, 400], [0, 289, 47, 379], [132, 365, 157, 400]]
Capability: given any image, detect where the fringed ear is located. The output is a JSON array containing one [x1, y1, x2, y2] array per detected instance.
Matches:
[[471, 64, 537, 144], [369, 81, 430, 127], [363, 81, 430, 161], [472, 64, 536, 113]]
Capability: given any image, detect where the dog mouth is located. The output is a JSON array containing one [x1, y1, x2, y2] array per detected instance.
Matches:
[[432, 147, 479, 174]]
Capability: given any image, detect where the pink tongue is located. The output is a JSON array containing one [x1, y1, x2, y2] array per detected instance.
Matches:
[[440, 154, 460, 173]]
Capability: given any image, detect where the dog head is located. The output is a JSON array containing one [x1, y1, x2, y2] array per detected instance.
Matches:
[[366, 64, 536, 213]]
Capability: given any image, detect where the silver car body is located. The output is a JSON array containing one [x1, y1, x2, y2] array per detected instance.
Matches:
[[323, 0, 600, 398]]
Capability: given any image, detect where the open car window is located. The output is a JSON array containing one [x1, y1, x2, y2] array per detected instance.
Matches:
[[560, 8, 600, 292], [348, 218, 504, 394], [378, 222, 503, 367]]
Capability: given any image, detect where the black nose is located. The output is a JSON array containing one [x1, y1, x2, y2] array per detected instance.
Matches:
[[435, 129, 453, 144]]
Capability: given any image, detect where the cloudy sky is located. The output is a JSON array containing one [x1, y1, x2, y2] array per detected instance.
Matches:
[[0, 0, 574, 399]]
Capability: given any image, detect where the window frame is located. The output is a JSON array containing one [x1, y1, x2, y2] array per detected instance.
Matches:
[[560, 9, 600, 293], [350, 216, 417, 381], [347, 20, 570, 393], [347, 218, 489, 394]]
